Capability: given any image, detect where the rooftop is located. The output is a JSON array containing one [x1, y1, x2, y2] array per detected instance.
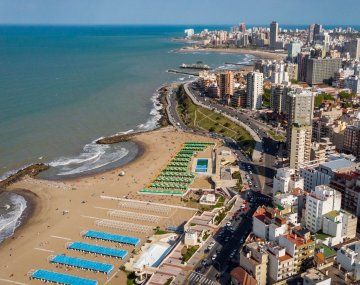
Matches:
[[230, 267, 257, 285], [320, 158, 356, 171], [316, 244, 337, 259]]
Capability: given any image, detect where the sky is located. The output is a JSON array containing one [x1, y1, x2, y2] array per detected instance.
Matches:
[[0, 0, 359, 26]]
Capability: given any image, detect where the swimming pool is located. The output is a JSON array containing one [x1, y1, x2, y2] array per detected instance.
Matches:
[[195, 159, 208, 173]]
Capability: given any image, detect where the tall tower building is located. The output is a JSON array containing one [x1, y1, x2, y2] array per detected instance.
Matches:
[[270, 84, 290, 114], [307, 24, 315, 44], [270, 21, 279, 50], [288, 41, 301, 60], [314, 24, 323, 39], [246, 71, 264, 110], [297, 52, 310, 82], [218, 71, 234, 98], [286, 88, 315, 169], [239, 23, 246, 33], [345, 38, 360, 60]]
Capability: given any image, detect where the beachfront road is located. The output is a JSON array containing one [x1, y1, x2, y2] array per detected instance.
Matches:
[[185, 82, 278, 195]]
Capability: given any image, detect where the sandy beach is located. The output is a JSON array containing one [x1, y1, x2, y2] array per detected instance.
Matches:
[[0, 127, 218, 285], [178, 46, 287, 61]]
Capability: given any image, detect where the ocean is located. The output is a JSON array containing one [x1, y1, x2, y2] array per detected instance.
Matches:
[[0, 25, 255, 240], [0, 25, 254, 179]]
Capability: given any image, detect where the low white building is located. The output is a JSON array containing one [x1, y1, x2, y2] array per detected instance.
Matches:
[[336, 241, 360, 281], [273, 167, 304, 195], [321, 210, 357, 246]]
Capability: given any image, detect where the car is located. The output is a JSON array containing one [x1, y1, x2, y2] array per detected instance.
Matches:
[[225, 237, 230, 242], [211, 254, 217, 261], [226, 221, 231, 227], [249, 171, 253, 175], [208, 242, 215, 250]]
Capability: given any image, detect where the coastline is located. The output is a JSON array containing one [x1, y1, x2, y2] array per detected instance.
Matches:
[[0, 188, 38, 249], [0, 127, 217, 284], [178, 46, 287, 61]]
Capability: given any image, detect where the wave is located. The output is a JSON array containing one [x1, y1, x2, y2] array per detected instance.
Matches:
[[0, 193, 27, 243], [49, 142, 129, 176], [137, 89, 163, 131]]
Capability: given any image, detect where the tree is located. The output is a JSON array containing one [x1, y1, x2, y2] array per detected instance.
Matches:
[[338, 91, 354, 100]]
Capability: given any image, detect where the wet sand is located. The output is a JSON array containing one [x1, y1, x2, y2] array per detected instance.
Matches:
[[0, 127, 217, 285]]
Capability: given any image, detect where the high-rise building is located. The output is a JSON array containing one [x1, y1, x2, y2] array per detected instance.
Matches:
[[345, 75, 360, 95], [345, 38, 360, 60], [270, 84, 289, 114], [287, 63, 298, 81], [288, 42, 301, 59], [286, 88, 315, 169], [239, 22, 246, 33], [270, 63, 289, 84], [246, 71, 264, 110], [297, 52, 310, 82], [270, 21, 279, 50], [305, 185, 341, 233], [314, 24, 323, 39], [218, 71, 234, 98], [306, 58, 342, 85], [307, 24, 315, 44], [343, 121, 360, 159]]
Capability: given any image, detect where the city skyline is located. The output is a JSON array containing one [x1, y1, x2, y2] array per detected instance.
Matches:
[[0, 0, 360, 25]]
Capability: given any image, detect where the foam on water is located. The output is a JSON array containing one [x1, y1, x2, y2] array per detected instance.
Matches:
[[49, 142, 129, 176], [137, 89, 163, 131], [0, 193, 27, 243]]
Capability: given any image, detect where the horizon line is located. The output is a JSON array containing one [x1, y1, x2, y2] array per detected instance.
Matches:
[[0, 23, 360, 27]]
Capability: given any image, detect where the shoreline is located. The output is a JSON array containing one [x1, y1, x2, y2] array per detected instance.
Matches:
[[0, 188, 38, 250], [177, 46, 287, 60], [0, 83, 172, 188], [0, 127, 216, 284]]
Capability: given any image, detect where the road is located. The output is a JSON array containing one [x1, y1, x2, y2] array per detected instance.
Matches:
[[185, 82, 279, 194], [165, 82, 276, 284]]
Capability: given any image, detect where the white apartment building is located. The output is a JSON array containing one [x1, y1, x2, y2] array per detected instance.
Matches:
[[253, 207, 290, 242], [272, 167, 304, 195], [321, 210, 357, 246], [271, 63, 289, 84], [246, 71, 264, 110], [299, 156, 357, 192], [336, 241, 360, 282], [305, 185, 341, 233]]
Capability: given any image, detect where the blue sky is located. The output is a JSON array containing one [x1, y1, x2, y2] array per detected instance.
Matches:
[[0, 0, 359, 25]]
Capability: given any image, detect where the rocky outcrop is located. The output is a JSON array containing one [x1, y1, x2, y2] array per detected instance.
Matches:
[[96, 133, 137, 145], [158, 86, 170, 127], [0, 163, 49, 189]]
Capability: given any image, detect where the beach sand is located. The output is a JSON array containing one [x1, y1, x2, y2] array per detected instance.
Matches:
[[0, 127, 218, 285], [179, 46, 287, 61]]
